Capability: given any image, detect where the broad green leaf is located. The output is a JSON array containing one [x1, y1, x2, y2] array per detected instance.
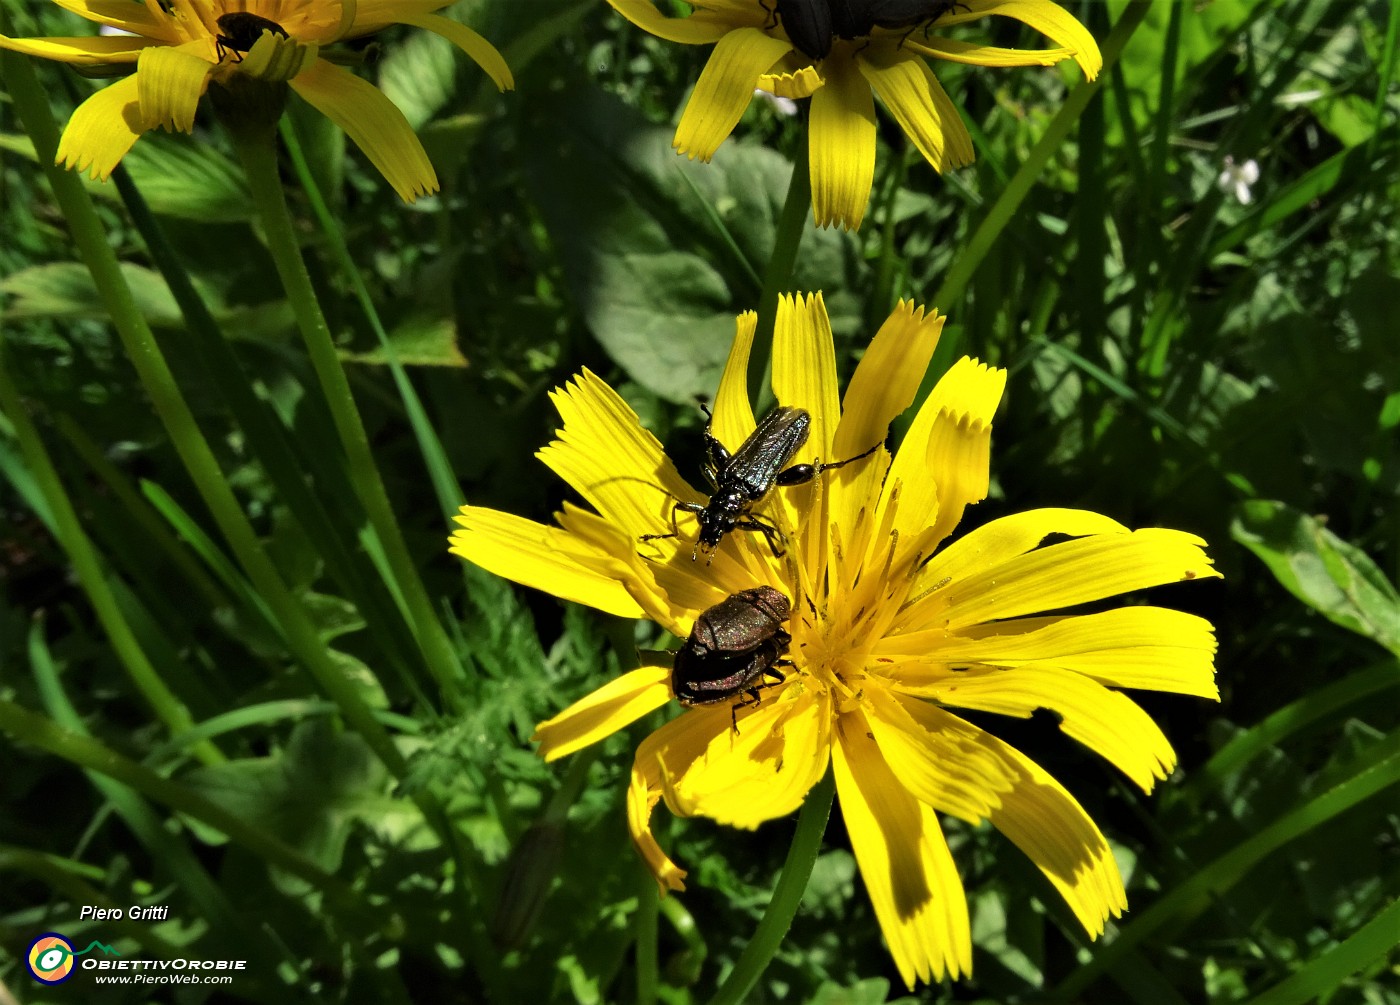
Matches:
[[1232, 500, 1400, 655], [522, 84, 860, 403]]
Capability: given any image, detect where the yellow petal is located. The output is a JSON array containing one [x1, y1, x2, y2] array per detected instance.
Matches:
[[394, 11, 513, 91], [827, 301, 945, 546], [888, 607, 1219, 699], [675, 27, 791, 161], [136, 41, 211, 133], [771, 292, 842, 581], [710, 310, 758, 456], [606, 0, 732, 44], [532, 665, 672, 761], [976, 728, 1127, 936], [665, 688, 830, 828], [238, 31, 318, 83], [758, 65, 824, 99], [877, 357, 1005, 560], [833, 711, 971, 986], [808, 52, 876, 229], [0, 33, 149, 65], [864, 687, 1015, 824], [449, 506, 648, 619], [981, 0, 1102, 79], [537, 369, 698, 542], [906, 665, 1178, 792], [288, 58, 438, 202], [915, 38, 1078, 69], [56, 74, 146, 181], [858, 45, 974, 172], [934, 528, 1220, 631], [49, 0, 178, 41], [899, 508, 1129, 630], [628, 770, 688, 894]]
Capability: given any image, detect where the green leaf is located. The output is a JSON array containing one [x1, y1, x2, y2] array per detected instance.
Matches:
[[522, 84, 859, 403], [339, 312, 467, 367], [179, 719, 394, 871], [1232, 500, 1400, 655]]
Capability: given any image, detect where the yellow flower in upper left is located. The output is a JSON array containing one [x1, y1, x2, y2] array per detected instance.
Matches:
[[0, 0, 514, 201]]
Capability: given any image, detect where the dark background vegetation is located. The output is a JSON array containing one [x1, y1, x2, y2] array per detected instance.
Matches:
[[1, 0, 1398, 1002]]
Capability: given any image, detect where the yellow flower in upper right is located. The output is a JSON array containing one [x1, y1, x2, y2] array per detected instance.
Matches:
[[606, 0, 1101, 229]]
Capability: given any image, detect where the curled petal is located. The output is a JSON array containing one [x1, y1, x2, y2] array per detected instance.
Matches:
[[56, 74, 146, 181], [533, 665, 673, 762], [978, 0, 1102, 79], [395, 11, 513, 91], [289, 58, 438, 201], [675, 28, 791, 160], [606, 0, 733, 44], [758, 65, 824, 99], [136, 41, 211, 132], [859, 46, 974, 173], [629, 771, 688, 894], [828, 302, 945, 537], [0, 33, 151, 63]]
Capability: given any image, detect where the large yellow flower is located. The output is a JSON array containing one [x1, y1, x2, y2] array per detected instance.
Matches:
[[607, 0, 1100, 229], [449, 294, 1219, 986], [0, 0, 513, 201]]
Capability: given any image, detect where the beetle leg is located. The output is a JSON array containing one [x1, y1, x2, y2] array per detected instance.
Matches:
[[640, 501, 705, 546], [774, 439, 881, 486], [733, 513, 787, 557], [758, 0, 776, 29]]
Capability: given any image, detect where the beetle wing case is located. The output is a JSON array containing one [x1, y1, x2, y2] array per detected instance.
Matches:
[[726, 407, 811, 499]]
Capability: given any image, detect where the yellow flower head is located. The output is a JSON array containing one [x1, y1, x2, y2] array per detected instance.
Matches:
[[449, 294, 1220, 987], [607, 0, 1102, 229], [0, 0, 514, 201]]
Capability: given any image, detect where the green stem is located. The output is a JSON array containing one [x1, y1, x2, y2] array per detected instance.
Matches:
[[2, 47, 406, 780], [705, 767, 835, 1005], [230, 124, 464, 695], [277, 117, 463, 523], [0, 348, 216, 762], [749, 138, 813, 411]]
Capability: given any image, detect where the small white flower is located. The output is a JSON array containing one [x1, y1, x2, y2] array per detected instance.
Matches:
[[1217, 156, 1260, 205], [753, 88, 798, 117]]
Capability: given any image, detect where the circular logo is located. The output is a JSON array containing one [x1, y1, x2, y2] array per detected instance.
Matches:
[[26, 932, 77, 985]]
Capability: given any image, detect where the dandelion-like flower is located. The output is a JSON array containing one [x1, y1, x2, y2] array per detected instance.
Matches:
[[606, 0, 1101, 228], [450, 294, 1219, 986], [0, 1, 513, 201]]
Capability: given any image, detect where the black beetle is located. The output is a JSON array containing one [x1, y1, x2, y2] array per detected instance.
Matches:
[[771, 0, 968, 61], [215, 12, 289, 62], [641, 404, 880, 563], [673, 586, 793, 729]]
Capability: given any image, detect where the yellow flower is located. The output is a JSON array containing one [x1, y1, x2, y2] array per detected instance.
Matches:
[[0, 0, 513, 201], [606, 0, 1101, 229], [449, 293, 1219, 987]]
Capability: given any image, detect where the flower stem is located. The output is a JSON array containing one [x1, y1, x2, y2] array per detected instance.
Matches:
[[2, 47, 406, 779], [230, 125, 465, 693], [749, 138, 813, 410], [705, 766, 835, 1005]]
